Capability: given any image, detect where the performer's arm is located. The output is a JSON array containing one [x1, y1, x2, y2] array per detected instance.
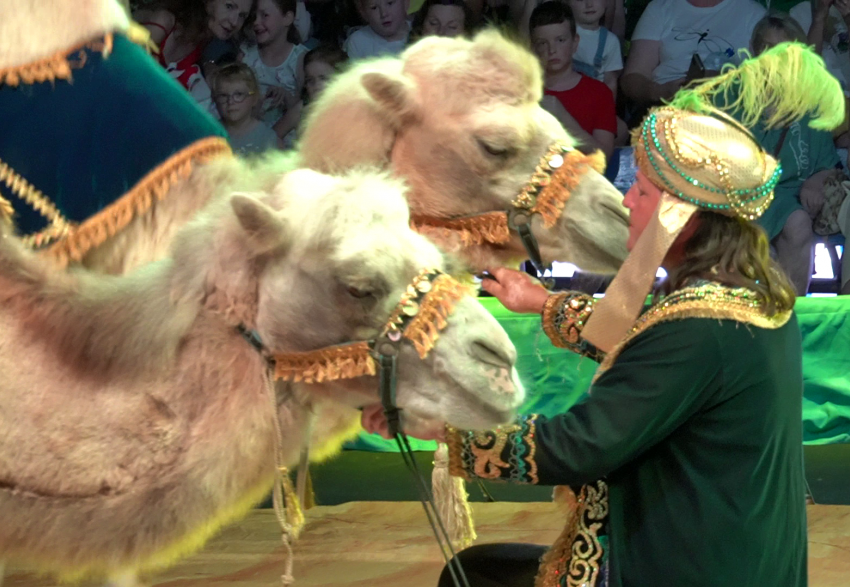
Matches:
[[448, 319, 722, 486]]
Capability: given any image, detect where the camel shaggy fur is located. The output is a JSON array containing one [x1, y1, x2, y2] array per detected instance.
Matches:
[[298, 30, 630, 272], [0, 158, 524, 584]]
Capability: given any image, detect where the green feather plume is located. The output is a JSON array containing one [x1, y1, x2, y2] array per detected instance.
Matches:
[[668, 42, 845, 131]]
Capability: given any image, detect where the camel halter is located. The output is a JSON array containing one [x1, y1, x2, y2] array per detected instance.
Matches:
[[271, 269, 474, 587], [411, 143, 606, 277]]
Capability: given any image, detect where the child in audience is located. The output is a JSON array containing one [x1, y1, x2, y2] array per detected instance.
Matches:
[[411, 0, 471, 39], [304, 45, 349, 102], [530, 1, 616, 158], [568, 0, 622, 98], [345, 0, 411, 59], [240, 0, 307, 146], [213, 63, 279, 156]]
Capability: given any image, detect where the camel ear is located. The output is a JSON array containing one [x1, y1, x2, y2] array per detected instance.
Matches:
[[231, 194, 288, 254], [361, 71, 421, 126]]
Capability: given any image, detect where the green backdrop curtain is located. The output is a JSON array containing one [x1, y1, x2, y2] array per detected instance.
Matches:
[[349, 296, 850, 451]]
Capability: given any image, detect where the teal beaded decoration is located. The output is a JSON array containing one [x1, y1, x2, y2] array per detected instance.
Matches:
[[638, 110, 782, 221]]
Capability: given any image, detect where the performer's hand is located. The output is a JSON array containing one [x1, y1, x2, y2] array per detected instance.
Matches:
[[481, 267, 550, 314], [265, 86, 287, 109]]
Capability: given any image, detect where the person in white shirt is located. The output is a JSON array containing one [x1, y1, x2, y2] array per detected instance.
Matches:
[[345, 0, 411, 60], [568, 0, 623, 97], [621, 0, 765, 107]]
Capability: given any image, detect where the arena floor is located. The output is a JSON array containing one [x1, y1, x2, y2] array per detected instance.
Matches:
[[6, 502, 849, 587]]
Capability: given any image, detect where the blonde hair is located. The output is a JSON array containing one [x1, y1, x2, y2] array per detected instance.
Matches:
[[212, 62, 260, 95], [751, 13, 806, 55], [662, 212, 797, 314]]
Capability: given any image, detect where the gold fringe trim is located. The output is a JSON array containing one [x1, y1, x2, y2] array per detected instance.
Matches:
[[43, 137, 232, 267], [411, 211, 511, 246], [127, 22, 158, 54], [530, 150, 606, 229], [0, 156, 74, 247], [402, 274, 474, 359], [274, 341, 376, 384], [0, 34, 113, 87]]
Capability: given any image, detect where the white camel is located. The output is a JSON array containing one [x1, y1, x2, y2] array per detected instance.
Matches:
[[0, 160, 524, 586], [297, 29, 630, 273]]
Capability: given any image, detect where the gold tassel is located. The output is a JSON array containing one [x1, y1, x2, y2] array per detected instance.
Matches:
[[432, 443, 477, 550], [0, 194, 16, 226]]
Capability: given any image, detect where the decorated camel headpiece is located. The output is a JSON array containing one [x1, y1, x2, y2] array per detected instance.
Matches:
[[581, 42, 845, 352]]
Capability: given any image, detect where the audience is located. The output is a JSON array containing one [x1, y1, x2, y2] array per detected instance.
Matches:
[[133, 0, 848, 293], [411, 0, 472, 39], [344, 0, 411, 59], [530, 2, 616, 158], [135, 0, 254, 111], [568, 0, 622, 97], [303, 45, 349, 102], [213, 63, 280, 155], [621, 0, 765, 112], [240, 0, 307, 147]]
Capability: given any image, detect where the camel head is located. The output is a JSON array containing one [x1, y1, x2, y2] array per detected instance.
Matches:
[[298, 29, 629, 273], [171, 164, 524, 433]]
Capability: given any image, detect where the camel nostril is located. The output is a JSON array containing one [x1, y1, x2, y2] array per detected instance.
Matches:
[[470, 339, 515, 369]]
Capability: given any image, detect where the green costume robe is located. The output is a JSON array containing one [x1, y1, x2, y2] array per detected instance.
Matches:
[[448, 283, 807, 587]]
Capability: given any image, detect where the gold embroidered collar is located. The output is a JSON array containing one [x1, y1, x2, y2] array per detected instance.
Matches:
[[594, 282, 792, 381]]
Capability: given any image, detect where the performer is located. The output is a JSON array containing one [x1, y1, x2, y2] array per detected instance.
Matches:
[[0, 0, 230, 271], [362, 43, 843, 587]]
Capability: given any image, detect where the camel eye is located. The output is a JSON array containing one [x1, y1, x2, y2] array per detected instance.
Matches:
[[477, 139, 511, 158], [347, 285, 372, 299]]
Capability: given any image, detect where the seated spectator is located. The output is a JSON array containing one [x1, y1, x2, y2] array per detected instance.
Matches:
[[530, 2, 616, 158], [621, 0, 765, 112], [568, 0, 622, 98], [303, 45, 349, 102], [410, 0, 472, 40], [790, 0, 850, 147], [344, 0, 411, 59], [213, 63, 279, 155], [240, 0, 307, 147], [135, 0, 254, 111], [746, 18, 841, 295]]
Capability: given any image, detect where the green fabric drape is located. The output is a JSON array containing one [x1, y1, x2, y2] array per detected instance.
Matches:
[[350, 295, 850, 451]]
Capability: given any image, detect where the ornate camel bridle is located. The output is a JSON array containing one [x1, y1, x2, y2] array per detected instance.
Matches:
[[410, 142, 607, 278], [266, 269, 476, 587]]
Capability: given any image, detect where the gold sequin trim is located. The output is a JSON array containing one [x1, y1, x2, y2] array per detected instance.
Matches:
[[535, 482, 608, 587], [594, 283, 792, 381]]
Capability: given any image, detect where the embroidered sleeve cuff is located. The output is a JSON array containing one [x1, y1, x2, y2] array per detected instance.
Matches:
[[445, 415, 539, 484], [541, 292, 605, 361]]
